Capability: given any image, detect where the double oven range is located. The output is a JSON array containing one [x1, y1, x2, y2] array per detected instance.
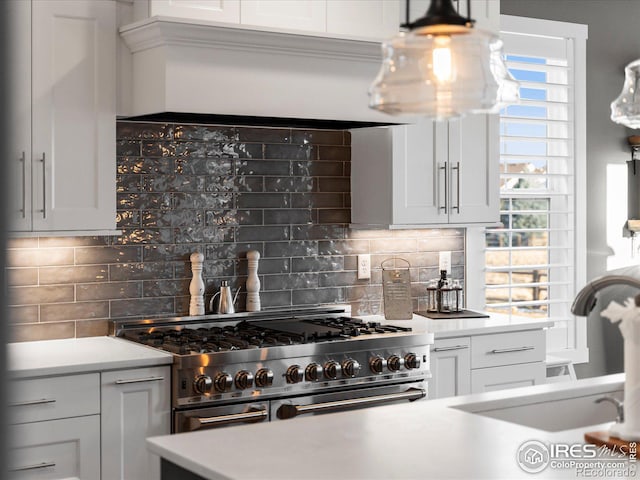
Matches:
[[115, 306, 433, 433]]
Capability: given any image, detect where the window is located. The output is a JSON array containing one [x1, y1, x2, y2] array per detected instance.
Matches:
[[483, 16, 588, 362]]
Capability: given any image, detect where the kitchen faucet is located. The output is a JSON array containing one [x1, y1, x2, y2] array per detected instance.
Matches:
[[570, 275, 640, 316]]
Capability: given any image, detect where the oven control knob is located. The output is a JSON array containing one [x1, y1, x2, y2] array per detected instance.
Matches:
[[342, 359, 361, 378], [255, 368, 274, 388], [404, 353, 421, 370], [193, 375, 213, 395], [369, 356, 387, 374], [214, 372, 233, 392], [285, 365, 304, 384], [305, 363, 323, 382], [234, 370, 255, 390], [387, 355, 404, 372], [323, 360, 342, 380]]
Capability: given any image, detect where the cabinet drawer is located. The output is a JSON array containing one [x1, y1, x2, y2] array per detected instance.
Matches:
[[471, 330, 545, 369], [9, 415, 100, 479], [9, 373, 100, 424], [471, 362, 546, 394]]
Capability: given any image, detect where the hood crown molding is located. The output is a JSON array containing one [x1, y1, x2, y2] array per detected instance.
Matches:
[[119, 17, 397, 123]]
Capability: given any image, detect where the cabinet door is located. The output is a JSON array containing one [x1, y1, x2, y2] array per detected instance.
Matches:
[[447, 114, 499, 224], [392, 121, 449, 225], [326, 1, 400, 39], [9, 415, 100, 480], [31, 0, 116, 232], [456, 0, 500, 33], [429, 337, 471, 399], [241, 0, 326, 32], [101, 366, 171, 480], [149, 0, 241, 22], [7, 0, 32, 232], [471, 362, 546, 394]]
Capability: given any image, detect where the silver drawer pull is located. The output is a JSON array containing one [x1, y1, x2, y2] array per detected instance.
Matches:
[[489, 346, 535, 354], [433, 345, 469, 352], [10, 461, 56, 472], [9, 398, 56, 407], [115, 376, 165, 385], [189, 408, 268, 430], [19, 151, 26, 218], [40, 152, 46, 219], [277, 388, 426, 420]]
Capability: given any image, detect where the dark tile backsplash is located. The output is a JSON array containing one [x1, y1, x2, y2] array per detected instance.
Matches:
[[6, 122, 465, 342]]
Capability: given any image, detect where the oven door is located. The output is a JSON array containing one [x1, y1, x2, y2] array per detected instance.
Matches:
[[174, 402, 269, 433], [272, 380, 427, 421]]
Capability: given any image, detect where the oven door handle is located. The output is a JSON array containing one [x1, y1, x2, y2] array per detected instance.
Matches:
[[276, 387, 426, 420], [188, 407, 268, 430]]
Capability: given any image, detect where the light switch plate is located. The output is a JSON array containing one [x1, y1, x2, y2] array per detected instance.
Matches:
[[358, 254, 371, 280]]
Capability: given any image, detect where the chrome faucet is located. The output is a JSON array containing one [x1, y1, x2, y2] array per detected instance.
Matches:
[[570, 275, 640, 316], [595, 396, 624, 423]]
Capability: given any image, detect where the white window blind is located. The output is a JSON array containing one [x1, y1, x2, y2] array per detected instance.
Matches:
[[484, 17, 587, 361]]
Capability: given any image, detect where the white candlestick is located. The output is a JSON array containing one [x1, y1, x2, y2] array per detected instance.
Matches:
[[189, 252, 205, 316], [246, 250, 261, 312]]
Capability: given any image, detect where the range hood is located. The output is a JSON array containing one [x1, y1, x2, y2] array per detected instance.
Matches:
[[119, 16, 399, 125]]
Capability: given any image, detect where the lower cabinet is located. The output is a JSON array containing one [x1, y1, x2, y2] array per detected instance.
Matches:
[[101, 366, 171, 480], [430, 329, 546, 399]]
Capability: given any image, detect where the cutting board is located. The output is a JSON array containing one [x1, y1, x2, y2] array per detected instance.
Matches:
[[414, 309, 490, 320], [584, 431, 637, 456]]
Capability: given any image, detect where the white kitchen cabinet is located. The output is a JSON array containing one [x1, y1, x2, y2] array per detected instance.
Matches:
[[8, 0, 116, 235], [8, 372, 101, 479], [429, 337, 471, 399], [351, 115, 499, 228], [326, 0, 400, 39], [144, 0, 241, 22], [241, 0, 326, 32], [429, 328, 546, 399], [101, 366, 171, 480]]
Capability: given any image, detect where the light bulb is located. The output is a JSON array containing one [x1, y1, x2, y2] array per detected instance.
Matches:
[[432, 36, 453, 83]]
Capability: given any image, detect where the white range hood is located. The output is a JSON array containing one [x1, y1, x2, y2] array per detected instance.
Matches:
[[119, 16, 397, 123]]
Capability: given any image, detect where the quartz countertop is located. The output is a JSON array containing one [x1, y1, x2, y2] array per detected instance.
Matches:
[[8, 336, 173, 379], [357, 311, 554, 338], [147, 375, 628, 480]]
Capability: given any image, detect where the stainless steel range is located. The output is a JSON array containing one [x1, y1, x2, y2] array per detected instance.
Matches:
[[115, 306, 433, 433]]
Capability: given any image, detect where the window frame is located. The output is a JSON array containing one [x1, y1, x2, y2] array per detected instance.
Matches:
[[466, 14, 588, 364]]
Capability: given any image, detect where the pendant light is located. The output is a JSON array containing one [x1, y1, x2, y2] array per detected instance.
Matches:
[[611, 59, 640, 129], [369, 0, 519, 119]]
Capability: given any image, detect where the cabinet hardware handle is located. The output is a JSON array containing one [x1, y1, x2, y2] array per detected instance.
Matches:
[[433, 345, 469, 352], [188, 408, 268, 430], [40, 153, 46, 219], [439, 162, 448, 213], [489, 346, 535, 354], [9, 398, 56, 407], [452, 162, 460, 213], [115, 376, 165, 385], [9, 461, 56, 472], [277, 388, 426, 420], [19, 151, 26, 218]]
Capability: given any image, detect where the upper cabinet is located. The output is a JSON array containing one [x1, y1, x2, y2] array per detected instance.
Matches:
[[145, 0, 241, 22], [351, 115, 499, 228], [8, 0, 117, 235]]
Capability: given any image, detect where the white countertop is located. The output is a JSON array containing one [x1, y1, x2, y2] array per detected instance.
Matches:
[[8, 336, 173, 379], [358, 311, 554, 338], [147, 375, 628, 480]]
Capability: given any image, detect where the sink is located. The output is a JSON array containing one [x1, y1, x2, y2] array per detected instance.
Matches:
[[451, 378, 624, 432]]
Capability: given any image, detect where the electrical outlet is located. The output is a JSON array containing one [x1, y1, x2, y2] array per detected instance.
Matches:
[[439, 251, 451, 274], [358, 254, 371, 280]]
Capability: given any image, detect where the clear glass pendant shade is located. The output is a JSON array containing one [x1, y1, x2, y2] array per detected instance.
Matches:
[[611, 59, 640, 129], [369, 28, 519, 119]]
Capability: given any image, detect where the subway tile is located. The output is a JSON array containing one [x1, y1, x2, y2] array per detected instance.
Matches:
[[370, 238, 418, 253], [291, 225, 346, 240], [38, 236, 110, 248], [6, 248, 74, 268], [236, 160, 291, 176], [117, 210, 141, 228], [8, 305, 39, 324], [318, 240, 369, 256], [173, 192, 233, 210], [318, 209, 350, 224], [264, 209, 312, 225], [200, 259, 237, 278], [111, 297, 175, 318], [141, 209, 177, 228], [143, 175, 206, 193], [237, 193, 289, 209], [173, 225, 234, 244], [292, 256, 344, 273], [230, 176, 264, 193], [110, 262, 175, 281], [345, 285, 383, 302], [317, 177, 350, 193], [264, 176, 313, 193], [318, 145, 350, 161], [237, 127, 290, 143], [205, 243, 264, 260], [117, 140, 141, 156], [264, 144, 314, 160], [143, 279, 190, 298], [176, 157, 234, 176], [7, 268, 38, 286], [118, 157, 175, 175], [117, 192, 171, 210], [262, 273, 318, 291], [291, 193, 345, 209], [204, 210, 239, 227], [141, 141, 176, 157], [236, 226, 289, 242], [9, 285, 74, 306], [259, 290, 292, 308], [264, 240, 318, 258], [7, 238, 38, 249], [116, 228, 173, 245], [76, 319, 110, 338], [143, 244, 197, 262], [243, 258, 290, 275], [76, 281, 142, 301], [40, 301, 110, 322], [39, 265, 109, 285], [351, 300, 383, 316], [9, 322, 75, 343], [290, 130, 344, 146], [75, 245, 142, 265], [319, 271, 359, 287], [292, 287, 345, 305], [292, 160, 344, 177], [117, 174, 143, 193], [117, 122, 172, 140], [174, 125, 237, 142]]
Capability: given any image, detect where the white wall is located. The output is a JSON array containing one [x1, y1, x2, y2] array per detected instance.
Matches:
[[501, 0, 640, 377]]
